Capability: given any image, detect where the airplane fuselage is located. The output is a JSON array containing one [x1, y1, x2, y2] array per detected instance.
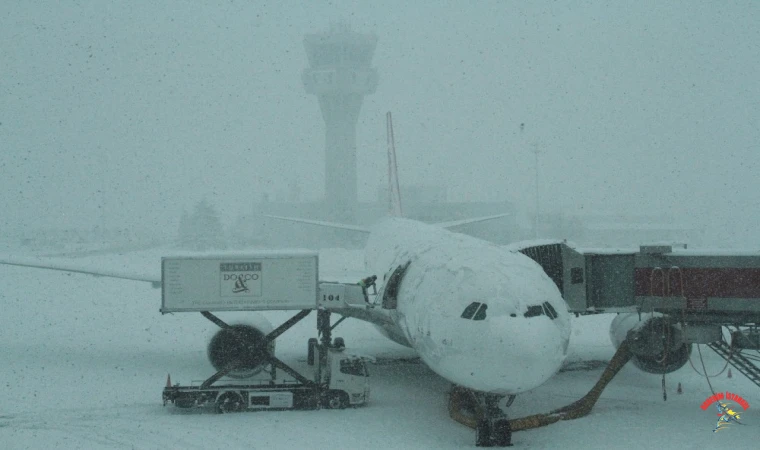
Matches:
[[364, 218, 571, 395]]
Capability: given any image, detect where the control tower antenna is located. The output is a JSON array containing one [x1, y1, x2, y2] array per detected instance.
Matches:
[[303, 24, 378, 224]]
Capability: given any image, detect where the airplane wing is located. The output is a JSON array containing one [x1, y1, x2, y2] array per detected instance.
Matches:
[[432, 213, 511, 229], [0, 256, 161, 287], [266, 113, 510, 234], [263, 215, 371, 233], [264, 213, 511, 233]]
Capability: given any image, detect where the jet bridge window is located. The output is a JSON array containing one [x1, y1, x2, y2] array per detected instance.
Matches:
[[571, 267, 584, 284], [461, 302, 488, 321]]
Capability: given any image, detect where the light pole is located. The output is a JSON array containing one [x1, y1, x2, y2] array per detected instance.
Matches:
[[533, 141, 540, 239]]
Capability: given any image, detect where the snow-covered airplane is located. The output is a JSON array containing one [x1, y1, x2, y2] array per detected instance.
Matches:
[[265, 112, 571, 396], [270, 214, 571, 394]]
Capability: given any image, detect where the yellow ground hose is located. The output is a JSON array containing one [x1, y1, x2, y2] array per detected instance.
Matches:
[[449, 338, 633, 431]]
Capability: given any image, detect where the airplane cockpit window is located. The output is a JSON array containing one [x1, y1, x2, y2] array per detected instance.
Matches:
[[524, 305, 544, 318], [472, 303, 487, 320], [542, 301, 559, 319], [524, 302, 559, 320], [461, 302, 488, 320], [461, 302, 481, 319]]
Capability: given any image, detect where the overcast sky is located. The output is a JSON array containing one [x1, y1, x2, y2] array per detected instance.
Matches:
[[2, 1, 758, 246]]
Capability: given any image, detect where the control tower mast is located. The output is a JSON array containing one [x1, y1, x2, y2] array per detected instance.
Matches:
[[303, 24, 378, 224]]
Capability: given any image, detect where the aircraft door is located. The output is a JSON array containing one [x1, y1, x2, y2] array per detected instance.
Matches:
[[381, 261, 410, 310]]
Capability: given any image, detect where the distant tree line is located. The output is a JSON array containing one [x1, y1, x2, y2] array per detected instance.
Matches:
[[177, 199, 227, 250]]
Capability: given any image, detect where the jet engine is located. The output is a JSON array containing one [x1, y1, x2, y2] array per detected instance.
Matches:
[[207, 315, 275, 378], [610, 313, 691, 374]]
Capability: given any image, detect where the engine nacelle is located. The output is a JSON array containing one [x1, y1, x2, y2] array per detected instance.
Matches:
[[207, 316, 275, 378], [610, 313, 691, 374]]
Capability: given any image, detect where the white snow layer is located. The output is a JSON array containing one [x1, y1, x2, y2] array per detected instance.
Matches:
[[1, 246, 758, 449]]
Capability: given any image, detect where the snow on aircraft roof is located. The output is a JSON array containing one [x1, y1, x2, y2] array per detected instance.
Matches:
[[578, 246, 760, 256], [160, 248, 318, 259]]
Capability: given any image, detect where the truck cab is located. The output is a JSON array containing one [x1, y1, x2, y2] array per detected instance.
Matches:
[[322, 348, 370, 408]]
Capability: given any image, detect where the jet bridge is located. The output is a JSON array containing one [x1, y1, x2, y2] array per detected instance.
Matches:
[[519, 242, 760, 387], [519, 242, 760, 320]]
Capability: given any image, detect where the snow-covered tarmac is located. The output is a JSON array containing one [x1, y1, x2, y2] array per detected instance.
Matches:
[[1, 247, 757, 448]]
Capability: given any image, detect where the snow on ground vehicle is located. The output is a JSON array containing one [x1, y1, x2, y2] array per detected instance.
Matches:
[[159, 251, 374, 413]]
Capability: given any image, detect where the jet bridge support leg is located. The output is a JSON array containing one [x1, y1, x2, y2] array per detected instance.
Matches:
[[317, 309, 332, 347]]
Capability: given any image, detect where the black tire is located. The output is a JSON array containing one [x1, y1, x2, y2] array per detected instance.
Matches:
[[475, 418, 491, 447], [333, 337, 345, 349], [216, 391, 245, 414], [324, 391, 348, 409], [491, 418, 513, 447]]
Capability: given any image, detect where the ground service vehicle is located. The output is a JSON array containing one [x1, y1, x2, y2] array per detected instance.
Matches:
[[163, 347, 369, 412], [159, 251, 374, 413]]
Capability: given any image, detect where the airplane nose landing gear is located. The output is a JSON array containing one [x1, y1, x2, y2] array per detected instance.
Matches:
[[475, 394, 512, 447], [450, 338, 635, 446], [449, 387, 513, 447]]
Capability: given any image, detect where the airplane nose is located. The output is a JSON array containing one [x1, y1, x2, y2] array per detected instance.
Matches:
[[424, 311, 570, 395], [488, 313, 569, 393]]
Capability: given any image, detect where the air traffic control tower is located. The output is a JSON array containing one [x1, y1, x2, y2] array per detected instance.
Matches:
[[303, 25, 378, 224]]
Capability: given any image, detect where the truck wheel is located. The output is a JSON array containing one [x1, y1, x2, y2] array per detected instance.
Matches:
[[333, 337, 345, 349], [324, 391, 347, 409], [216, 391, 245, 413]]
